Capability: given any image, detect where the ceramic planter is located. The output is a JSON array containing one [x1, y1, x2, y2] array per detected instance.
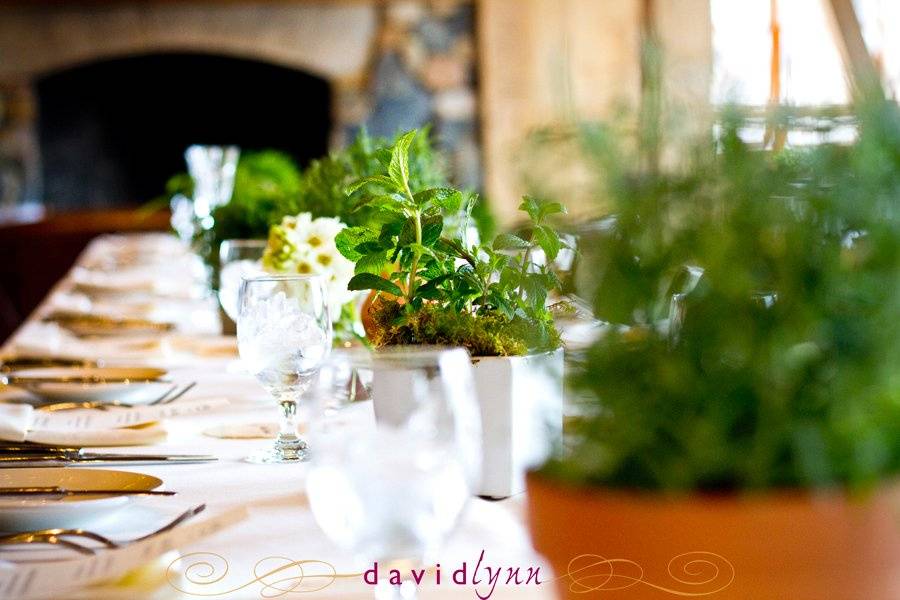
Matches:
[[472, 349, 564, 499], [526, 473, 900, 599], [370, 347, 564, 500]]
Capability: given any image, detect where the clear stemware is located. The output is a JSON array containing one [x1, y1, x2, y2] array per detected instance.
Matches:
[[218, 239, 267, 323], [306, 346, 481, 599], [185, 145, 240, 230], [237, 274, 332, 463]]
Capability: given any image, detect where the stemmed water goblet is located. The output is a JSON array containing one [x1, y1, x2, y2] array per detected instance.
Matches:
[[236, 274, 332, 463], [218, 239, 267, 324], [306, 347, 481, 598]]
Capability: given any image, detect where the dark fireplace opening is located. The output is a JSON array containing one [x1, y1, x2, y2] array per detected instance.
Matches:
[[36, 52, 332, 209]]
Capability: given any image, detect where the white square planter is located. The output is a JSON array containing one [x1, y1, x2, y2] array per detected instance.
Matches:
[[370, 347, 564, 500], [471, 348, 564, 499]]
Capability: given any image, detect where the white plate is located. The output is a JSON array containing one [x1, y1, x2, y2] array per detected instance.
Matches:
[[0, 468, 163, 531], [8, 367, 172, 404]]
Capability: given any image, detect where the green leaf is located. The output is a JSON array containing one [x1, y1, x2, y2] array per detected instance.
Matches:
[[534, 225, 561, 261], [398, 217, 417, 246], [415, 274, 452, 300], [354, 240, 389, 255], [353, 193, 410, 213], [499, 265, 520, 290], [422, 214, 443, 246], [521, 273, 549, 311], [335, 227, 378, 261], [408, 243, 437, 260], [538, 201, 568, 220], [347, 273, 403, 296], [389, 130, 417, 189], [493, 233, 530, 251], [345, 175, 398, 196], [355, 251, 389, 274], [519, 196, 541, 222], [379, 219, 404, 241], [414, 188, 462, 212]]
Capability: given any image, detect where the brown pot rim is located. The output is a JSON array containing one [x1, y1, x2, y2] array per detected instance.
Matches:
[[526, 470, 895, 507]]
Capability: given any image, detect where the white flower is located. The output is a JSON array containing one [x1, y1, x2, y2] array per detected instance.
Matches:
[[281, 213, 313, 233], [263, 212, 360, 318]]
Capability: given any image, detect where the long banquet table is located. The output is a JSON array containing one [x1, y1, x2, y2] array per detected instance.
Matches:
[[0, 234, 556, 600]]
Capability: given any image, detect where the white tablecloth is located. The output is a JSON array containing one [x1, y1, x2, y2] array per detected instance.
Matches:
[[0, 234, 557, 600]]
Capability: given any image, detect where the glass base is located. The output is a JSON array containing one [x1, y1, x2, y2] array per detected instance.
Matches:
[[245, 437, 309, 464]]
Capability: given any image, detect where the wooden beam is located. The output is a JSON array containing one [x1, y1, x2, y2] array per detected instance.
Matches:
[[825, 0, 883, 98]]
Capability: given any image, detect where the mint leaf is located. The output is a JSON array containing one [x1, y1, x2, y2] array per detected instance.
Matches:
[[414, 187, 462, 212], [422, 214, 443, 246], [415, 274, 452, 300], [493, 233, 530, 251], [538, 201, 568, 220], [348, 273, 403, 296], [398, 217, 417, 246], [335, 226, 378, 261], [355, 251, 389, 275], [519, 196, 541, 222], [353, 193, 410, 213], [345, 175, 398, 196], [533, 225, 561, 261], [389, 130, 416, 189], [522, 273, 549, 311]]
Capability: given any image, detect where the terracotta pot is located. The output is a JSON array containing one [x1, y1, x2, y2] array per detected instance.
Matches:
[[360, 289, 404, 339], [526, 473, 900, 599]]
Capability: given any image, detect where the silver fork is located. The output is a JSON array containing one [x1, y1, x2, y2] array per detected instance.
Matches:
[[0, 503, 207, 555], [37, 381, 195, 412], [150, 381, 196, 405]]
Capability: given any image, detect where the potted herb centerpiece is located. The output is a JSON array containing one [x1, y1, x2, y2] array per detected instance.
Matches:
[[336, 130, 567, 498], [527, 102, 900, 598]]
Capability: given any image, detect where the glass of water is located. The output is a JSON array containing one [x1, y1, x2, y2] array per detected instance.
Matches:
[[306, 347, 481, 597], [237, 274, 332, 463], [218, 239, 267, 322]]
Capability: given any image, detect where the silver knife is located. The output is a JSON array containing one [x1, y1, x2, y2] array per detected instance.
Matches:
[[0, 453, 217, 467]]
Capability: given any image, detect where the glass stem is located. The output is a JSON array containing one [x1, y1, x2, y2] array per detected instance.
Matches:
[[277, 397, 300, 444]]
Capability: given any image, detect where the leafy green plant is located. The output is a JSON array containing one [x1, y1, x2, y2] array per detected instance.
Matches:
[[336, 130, 564, 356], [541, 100, 900, 493], [166, 130, 460, 271], [297, 127, 447, 228]]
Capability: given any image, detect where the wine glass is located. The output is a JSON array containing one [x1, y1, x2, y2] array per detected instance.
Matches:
[[218, 239, 267, 323], [306, 347, 481, 598], [237, 274, 332, 463], [185, 145, 240, 230]]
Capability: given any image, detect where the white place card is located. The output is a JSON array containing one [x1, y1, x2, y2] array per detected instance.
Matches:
[[30, 398, 231, 432]]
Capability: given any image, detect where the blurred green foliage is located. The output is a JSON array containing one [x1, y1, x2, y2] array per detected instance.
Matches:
[[544, 100, 900, 492], [165, 128, 495, 271]]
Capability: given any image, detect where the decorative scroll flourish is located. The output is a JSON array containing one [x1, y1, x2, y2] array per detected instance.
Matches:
[[560, 552, 735, 596], [166, 553, 363, 598]]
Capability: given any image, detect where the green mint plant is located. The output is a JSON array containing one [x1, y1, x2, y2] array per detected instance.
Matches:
[[541, 100, 900, 493], [336, 130, 565, 356]]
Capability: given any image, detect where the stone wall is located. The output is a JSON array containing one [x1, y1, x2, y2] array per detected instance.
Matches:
[[336, 0, 480, 190]]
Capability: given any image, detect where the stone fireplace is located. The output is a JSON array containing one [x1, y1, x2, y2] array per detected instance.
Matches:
[[0, 1, 480, 211], [37, 52, 332, 208]]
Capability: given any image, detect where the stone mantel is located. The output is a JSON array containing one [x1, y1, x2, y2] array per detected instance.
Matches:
[[0, 3, 378, 82]]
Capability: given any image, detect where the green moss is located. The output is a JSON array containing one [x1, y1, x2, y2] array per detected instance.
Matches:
[[367, 299, 556, 357]]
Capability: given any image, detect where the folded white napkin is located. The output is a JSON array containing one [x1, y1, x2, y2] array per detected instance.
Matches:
[[0, 398, 228, 446]]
